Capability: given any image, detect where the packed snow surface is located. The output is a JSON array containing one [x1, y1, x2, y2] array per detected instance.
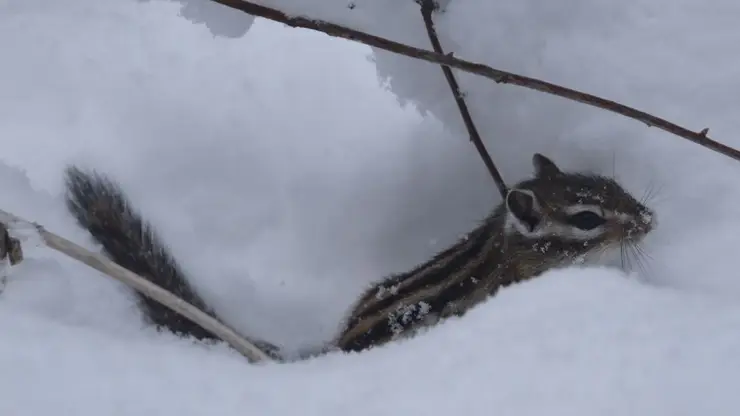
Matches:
[[2, 0, 740, 414]]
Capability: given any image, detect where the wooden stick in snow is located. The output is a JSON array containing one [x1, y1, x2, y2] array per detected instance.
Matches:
[[0, 208, 273, 364]]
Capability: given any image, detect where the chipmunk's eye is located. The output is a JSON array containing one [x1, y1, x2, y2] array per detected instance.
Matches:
[[566, 210, 606, 230]]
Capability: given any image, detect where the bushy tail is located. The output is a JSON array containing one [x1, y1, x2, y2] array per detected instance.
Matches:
[[64, 166, 222, 340], [63, 166, 281, 358]]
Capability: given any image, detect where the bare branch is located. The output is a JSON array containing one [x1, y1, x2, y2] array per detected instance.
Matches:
[[418, 0, 508, 199], [0, 209, 273, 364], [209, 0, 740, 163]]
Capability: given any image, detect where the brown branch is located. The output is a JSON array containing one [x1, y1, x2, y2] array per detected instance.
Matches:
[[0, 209, 274, 364], [208, 0, 740, 163], [418, 0, 508, 199]]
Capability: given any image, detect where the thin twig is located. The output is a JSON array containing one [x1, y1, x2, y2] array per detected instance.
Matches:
[[0, 209, 273, 364], [418, 0, 508, 199], [207, 0, 740, 163]]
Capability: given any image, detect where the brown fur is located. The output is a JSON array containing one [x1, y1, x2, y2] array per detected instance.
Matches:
[[333, 153, 654, 353]]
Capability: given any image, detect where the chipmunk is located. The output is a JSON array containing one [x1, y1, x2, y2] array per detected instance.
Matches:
[[64, 153, 654, 359]]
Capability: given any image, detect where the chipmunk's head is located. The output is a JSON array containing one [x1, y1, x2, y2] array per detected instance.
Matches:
[[504, 153, 655, 265]]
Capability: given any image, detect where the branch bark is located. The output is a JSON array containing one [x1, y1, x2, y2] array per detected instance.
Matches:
[[209, 0, 740, 163], [0, 209, 273, 364], [418, 0, 508, 199]]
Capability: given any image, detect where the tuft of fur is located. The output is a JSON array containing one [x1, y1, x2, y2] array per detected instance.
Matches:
[[64, 167, 281, 358]]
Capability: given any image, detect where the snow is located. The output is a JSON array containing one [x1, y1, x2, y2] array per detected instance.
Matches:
[[2, 0, 740, 414]]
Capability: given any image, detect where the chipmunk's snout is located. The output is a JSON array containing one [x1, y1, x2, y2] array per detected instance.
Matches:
[[624, 207, 655, 239], [640, 209, 655, 232]]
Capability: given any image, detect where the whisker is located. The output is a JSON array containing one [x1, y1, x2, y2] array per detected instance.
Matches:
[[625, 244, 639, 276], [641, 177, 668, 208], [622, 239, 634, 273], [635, 243, 655, 279], [646, 192, 670, 208], [628, 241, 653, 280], [633, 242, 653, 261], [641, 180, 659, 205], [630, 244, 644, 273], [651, 182, 666, 201], [640, 182, 652, 204]]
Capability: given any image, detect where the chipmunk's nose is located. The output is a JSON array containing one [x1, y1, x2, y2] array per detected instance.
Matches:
[[621, 209, 654, 240], [637, 208, 656, 234]]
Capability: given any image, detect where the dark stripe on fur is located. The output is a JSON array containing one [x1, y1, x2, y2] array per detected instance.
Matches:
[[336, 215, 511, 351], [346, 219, 497, 325]]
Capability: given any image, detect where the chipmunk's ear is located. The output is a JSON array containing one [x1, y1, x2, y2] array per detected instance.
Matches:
[[532, 153, 562, 179], [506, 188, 542, 233]]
